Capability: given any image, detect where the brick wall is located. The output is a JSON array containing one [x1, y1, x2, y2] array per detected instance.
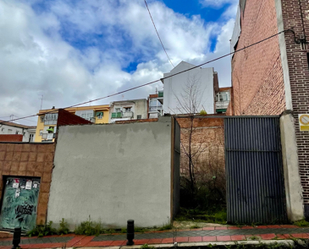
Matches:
[[280, 0, 309, 211], [231, 0, 285, 115], [176, 117, 225, 189], [0, 142, 55, 224]]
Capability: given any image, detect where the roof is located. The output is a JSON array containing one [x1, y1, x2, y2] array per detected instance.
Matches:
[[0, 120, 36, 129], [219, 87, 232, 92], [38, 104, 110, 115]]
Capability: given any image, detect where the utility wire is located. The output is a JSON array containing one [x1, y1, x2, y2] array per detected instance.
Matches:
[[144, 0, 174, 68], [0, 29, 289, 126]]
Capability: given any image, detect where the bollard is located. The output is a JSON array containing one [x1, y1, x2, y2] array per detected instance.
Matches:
[[126, 220, 134, 246], [12, 227, 21, 249]]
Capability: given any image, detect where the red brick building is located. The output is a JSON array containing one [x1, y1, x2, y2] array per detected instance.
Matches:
[[229, 0, 309, 218]]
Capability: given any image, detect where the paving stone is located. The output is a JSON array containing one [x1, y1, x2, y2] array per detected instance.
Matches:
[[217, 236, 231, 241]]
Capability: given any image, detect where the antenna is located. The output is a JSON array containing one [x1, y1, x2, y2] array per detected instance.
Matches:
[[40, 95, 43, 110]]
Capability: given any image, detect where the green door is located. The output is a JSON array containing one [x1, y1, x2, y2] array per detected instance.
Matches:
[[0, 177, 40, 231]]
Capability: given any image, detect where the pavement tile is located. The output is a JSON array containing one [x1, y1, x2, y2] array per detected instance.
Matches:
[[280, 225, 299, 228], [203, 236, 217, 242], [202, 227, 214, 230], [260, 234, 276, 240], [110, 240, 126, 246], [72, 235, 95, 247], [161, 238, 174, 243], [241, 226, 254, 229], [148, 238, 163, 244], [217, 236, 231, 241], [215, 226, 228, 230], [291, 233, 309, 239], [228, 227, 241, 230], [175, 237, 189, 242], [134, 239, 150, 245], [276, 234, 290, 239], [66, 235, 85, 247], [267, 225, 281, 229], [86, 241, 113, 247], [21, 243, 64, 248], [231, 235, 245, 241], [189, 236, 202, 242]]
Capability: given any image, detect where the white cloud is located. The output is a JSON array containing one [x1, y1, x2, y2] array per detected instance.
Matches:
[[0, 0, 236, 125], [200, 0, 238, 8]]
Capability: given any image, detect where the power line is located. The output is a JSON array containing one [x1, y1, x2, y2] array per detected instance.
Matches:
[[0, 29, 289, 126], [144, 0, 174, 68]]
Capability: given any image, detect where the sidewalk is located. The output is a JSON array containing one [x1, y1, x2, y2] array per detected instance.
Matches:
[[0, 225, 309, 249]]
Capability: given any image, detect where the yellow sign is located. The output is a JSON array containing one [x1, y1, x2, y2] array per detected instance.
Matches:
[[299, 114, 309, 131]]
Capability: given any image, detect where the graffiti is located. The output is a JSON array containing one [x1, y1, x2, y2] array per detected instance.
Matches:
[[15, 204, 34, 216]]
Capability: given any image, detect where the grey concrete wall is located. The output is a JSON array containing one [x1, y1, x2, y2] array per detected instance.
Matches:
[[48, 117, 176, 229], [280, 112, 304, 221]]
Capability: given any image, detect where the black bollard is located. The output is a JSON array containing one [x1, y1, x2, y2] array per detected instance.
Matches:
[[126, 220, 134, 246], [12, 227, 21, 249]]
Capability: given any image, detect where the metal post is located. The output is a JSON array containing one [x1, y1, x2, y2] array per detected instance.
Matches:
[[12, 227, 21, 249], [126, 220, 134, 246]]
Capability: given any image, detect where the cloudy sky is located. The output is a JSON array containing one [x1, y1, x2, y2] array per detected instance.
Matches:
[[0, 0, 238, 125]]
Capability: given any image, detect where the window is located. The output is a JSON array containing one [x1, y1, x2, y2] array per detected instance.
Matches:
[[44, 113, 58, 125], [29, 134, 34, 142], [75, 110, 94, 122], [39, 130, 43, 136], [96, 112, 104, 119], [15, 131, 19, 135], [8, 129, 12, 134], [115, 108, 121, 113], [124, 107, 132, 112], [137, 115, 142, 119]]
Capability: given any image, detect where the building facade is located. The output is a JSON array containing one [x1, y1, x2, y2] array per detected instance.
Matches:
[[109, 99, 147, 123], [34, 105, 109, 142], [229, 0, 309, 218], [161, 61, 218, 115], [216, 87, 232, 114], [147, 92, 163, 119], [0, 121, 36, 142]]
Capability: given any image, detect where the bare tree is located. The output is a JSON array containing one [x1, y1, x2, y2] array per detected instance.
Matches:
[[172, 76, 207, 192]]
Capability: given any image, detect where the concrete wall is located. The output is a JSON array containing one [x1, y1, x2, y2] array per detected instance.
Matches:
[[280, 112, 304, 221], [278, 0, 309, 218], [48, 117, 178, 228], [162, 61, 215, 115]]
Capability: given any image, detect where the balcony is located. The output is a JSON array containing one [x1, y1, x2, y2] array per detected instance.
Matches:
[[111, 112, 122, 118], [111, 111, 134, 119], [122, 111, 134, 118]]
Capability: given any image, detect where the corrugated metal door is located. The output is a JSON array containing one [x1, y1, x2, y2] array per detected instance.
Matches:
[[225, 117, 287, 224]]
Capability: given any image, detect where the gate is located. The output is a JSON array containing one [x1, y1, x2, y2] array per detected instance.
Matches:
[[224, 116, 287, 224]]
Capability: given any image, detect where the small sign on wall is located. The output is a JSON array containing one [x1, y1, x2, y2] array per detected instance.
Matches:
[[299, 114, 309, 131]]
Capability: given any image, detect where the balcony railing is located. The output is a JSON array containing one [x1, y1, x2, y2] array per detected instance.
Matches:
[[111, 111, 134, 119], [122, 111, 134, 118], [216, 101, 229, 109]]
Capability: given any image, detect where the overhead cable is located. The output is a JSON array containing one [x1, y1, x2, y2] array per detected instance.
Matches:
[[144, 0, 174, 68], [1, 29, 289, 125]]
